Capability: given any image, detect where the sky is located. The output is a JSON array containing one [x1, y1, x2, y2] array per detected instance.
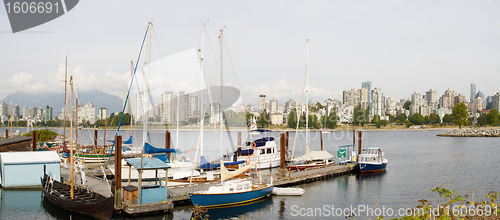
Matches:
[[1, 0, 499, 107]]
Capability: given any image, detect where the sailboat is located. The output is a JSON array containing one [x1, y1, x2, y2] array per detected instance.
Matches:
[[42, 76, 114, 220], [288, 40, 334, 171], [189, 28, 273, 208]]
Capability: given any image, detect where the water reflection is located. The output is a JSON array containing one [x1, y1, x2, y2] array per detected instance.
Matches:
[[194, 196, 273, 219]]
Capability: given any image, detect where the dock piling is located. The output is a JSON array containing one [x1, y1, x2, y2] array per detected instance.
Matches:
[[358, 131, 362, 158], [32, 131, 36, 151], [165, 130, 171, 160], [320, 131, 323, 151], [6, 129, 8, 139], [280, 133, 286, 178], [94, 130, 98, 146], [114, 135, 122, 209]]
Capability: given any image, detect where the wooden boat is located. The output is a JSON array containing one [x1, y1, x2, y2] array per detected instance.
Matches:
[[41, 173, 114, 220], [272, 187, 305, 196], [287, 159, 334, 171]]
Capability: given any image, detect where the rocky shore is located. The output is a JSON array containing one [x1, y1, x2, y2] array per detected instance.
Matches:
[[437, 128, 500, 137]]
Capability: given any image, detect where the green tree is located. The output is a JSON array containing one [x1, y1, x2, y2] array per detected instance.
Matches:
[[442, 114, 453, 124], [429, 113, 441, 124], [308, 114, 319, 129], [288, 108, 297, 128], [424, 116, 431, 124], [372, 114, 381, 124], [403, 101, 411, 110], [396, 113, 407, 124], [380, 120, 388, 127], [325, 108, 339, 129], [386, 113, 395, 123], [477, 114, 488, 126], [452, 103, 468, 128], [246, 113, 254, 127], [256, 110, 270, 128], [410, 113, 425, 125], [352, 104, 368, 126], [486, 108, 500, 126]]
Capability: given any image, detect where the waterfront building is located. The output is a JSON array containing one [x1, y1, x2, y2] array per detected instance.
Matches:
[[12, 105, 19, 118], [439, 88, 456, 109], [472, 97, 485, 119], [270, 98, 278, 113], [161, 92, 175, 123], [370, 88, 383, 116], [76, 102, 96, 124], [270, 112, 283, 125], [210, 101, 221, 124], [45, 106, 52, 122], [98, 107, 107, 120], [492, 93, 500, 110], [259, 94, 266, 112], [409, 92, 423, 118], [189, 96, 198, 118], [470, 84, 476, 103], [362, 81, 372, 107], [475, 91, 485, 100], [179, 91, 189, 123], [0, 102, 7, 117], [454, 94, 467, 107], [425, 89, 437, 105]]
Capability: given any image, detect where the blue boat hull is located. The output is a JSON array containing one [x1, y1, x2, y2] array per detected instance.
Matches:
[[358, 162, 387, 173], [189, 185, 274, 208]]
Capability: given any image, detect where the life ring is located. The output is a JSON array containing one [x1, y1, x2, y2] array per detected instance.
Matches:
[[251, 142, 256, 148], [96, 149, 104, 154]]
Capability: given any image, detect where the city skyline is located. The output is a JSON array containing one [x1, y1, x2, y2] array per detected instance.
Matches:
[[1, 1, 500, 106]]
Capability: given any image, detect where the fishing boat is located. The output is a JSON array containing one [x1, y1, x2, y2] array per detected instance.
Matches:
[[189, 29, 273, 208], [288, 39, 335, 171], [272, 187, 305, 196], [357, 147, 388, 173], [42, 76, 114, 220]]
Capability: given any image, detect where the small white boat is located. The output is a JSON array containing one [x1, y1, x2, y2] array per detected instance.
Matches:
[[272, 187, 305, 196]]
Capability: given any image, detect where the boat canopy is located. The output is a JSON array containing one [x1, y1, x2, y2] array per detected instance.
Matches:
[[250, 129, 273, 133], [124, 158, 171, 170], [200, 156, 245, 169], [108, 136, 133, 144], [291, 150, 334, 161], [144, 143, 182, 154], [245, 137, 275, 147]]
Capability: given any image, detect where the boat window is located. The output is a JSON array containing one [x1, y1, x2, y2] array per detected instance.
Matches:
[[230, 188, 234, 192], [261, 149, 265, 154], [267, 148, 272, 154]]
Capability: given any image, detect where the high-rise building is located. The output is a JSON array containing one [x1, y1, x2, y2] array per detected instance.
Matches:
[[439, 88, 456, 109], [362, 81, 372, 106], [12, 105, 19, 118], [123, 90, 132, 115], [179, 91, 189, 123], [45, 105, 53, 122], [491, 93, 500, 110], [370, 88, 383, 116], [359, 88, 368, 109], [472, 97, 485, 119], [270, 98, 278, 113], [0, 102, 7, 116], [470, 83, 476, 103], [454, 94, 467, 107], [161, 92, 174, 123], [77, 102, 96, 124], [98, 107, 107, 120], [189, 96, 198, 118], [259, 94, 266, 112], [409, 92, 423, 117], [425, 89, 436, 104]]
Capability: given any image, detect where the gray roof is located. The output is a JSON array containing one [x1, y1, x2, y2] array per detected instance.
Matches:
[[0, 136, 32, 146]]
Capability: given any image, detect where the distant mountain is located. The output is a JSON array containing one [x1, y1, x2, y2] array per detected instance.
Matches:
[[1, 90, 123, 116]]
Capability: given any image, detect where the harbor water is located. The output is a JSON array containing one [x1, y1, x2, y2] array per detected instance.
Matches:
[[1, 128, 499, 219]]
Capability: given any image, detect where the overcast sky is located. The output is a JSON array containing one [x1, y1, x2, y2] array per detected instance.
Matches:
[[1, 0, 499, 106]]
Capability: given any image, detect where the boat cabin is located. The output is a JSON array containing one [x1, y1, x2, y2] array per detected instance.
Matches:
[[358, 148, 385, 163]]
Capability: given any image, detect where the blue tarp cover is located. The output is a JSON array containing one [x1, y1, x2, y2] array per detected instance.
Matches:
[[144, 143, 182, 154], [125, 158, 171, 170]]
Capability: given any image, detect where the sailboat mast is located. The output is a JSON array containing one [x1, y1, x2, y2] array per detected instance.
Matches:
[[63, 56, 67, 144], [69, 76, 74, 199], [130, 61, 133, 137], [139, 22, 152, 205], [219, 28, 224, 160], [200, 22, 205, 157], [305, 39, 309, 145]]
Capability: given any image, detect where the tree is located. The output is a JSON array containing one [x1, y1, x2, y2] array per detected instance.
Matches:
[[424, 116, 431, 124], [325, 108, 339, 129], [256, 110, 270, 128], [452, 103, 468, 128], [386, 113, 396, 123], [442, 114, 453, 124], [410, 113, 425, 125], [352, 104, 368, 126], [477, 114, 488, 126], [308, 114, 319, 129], [486, 108, 500, 126], [403, 101, 411, 110], [246, 113, 254, 127], [429, 113, 441, 124], [380, 120, 388, 127], [396, 113, 407, 124], [372, 115, 381, 124], [288, 108, 297, 128]]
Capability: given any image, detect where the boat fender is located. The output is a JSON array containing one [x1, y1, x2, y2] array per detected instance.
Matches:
[[96, 148, 104, 154], [251, 142, 256, 148]]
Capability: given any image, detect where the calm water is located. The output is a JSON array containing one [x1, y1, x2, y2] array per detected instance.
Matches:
[[1, 128, 499, 219]]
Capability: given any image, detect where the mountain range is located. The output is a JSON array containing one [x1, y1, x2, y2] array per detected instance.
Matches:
[[1, 90, 123, 116]]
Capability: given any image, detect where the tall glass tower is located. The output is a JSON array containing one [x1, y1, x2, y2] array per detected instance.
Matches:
[[470, 83, 476, 103], [362, 81, 372, 107]]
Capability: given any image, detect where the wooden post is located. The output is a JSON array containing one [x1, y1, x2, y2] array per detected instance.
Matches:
[[114, 135, 122, 209], [280, 133, 286, 177], [358, 131, 362, 156], [165, 130, 171, 161], [5, 130, 8, 139], [320, 131, 323, 151], [285, 131, 289, 158], [353, 130, 356, 146], [32, 131, 37, 151], [94, 130, 98, 146], [237, 132, 242, 147]]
